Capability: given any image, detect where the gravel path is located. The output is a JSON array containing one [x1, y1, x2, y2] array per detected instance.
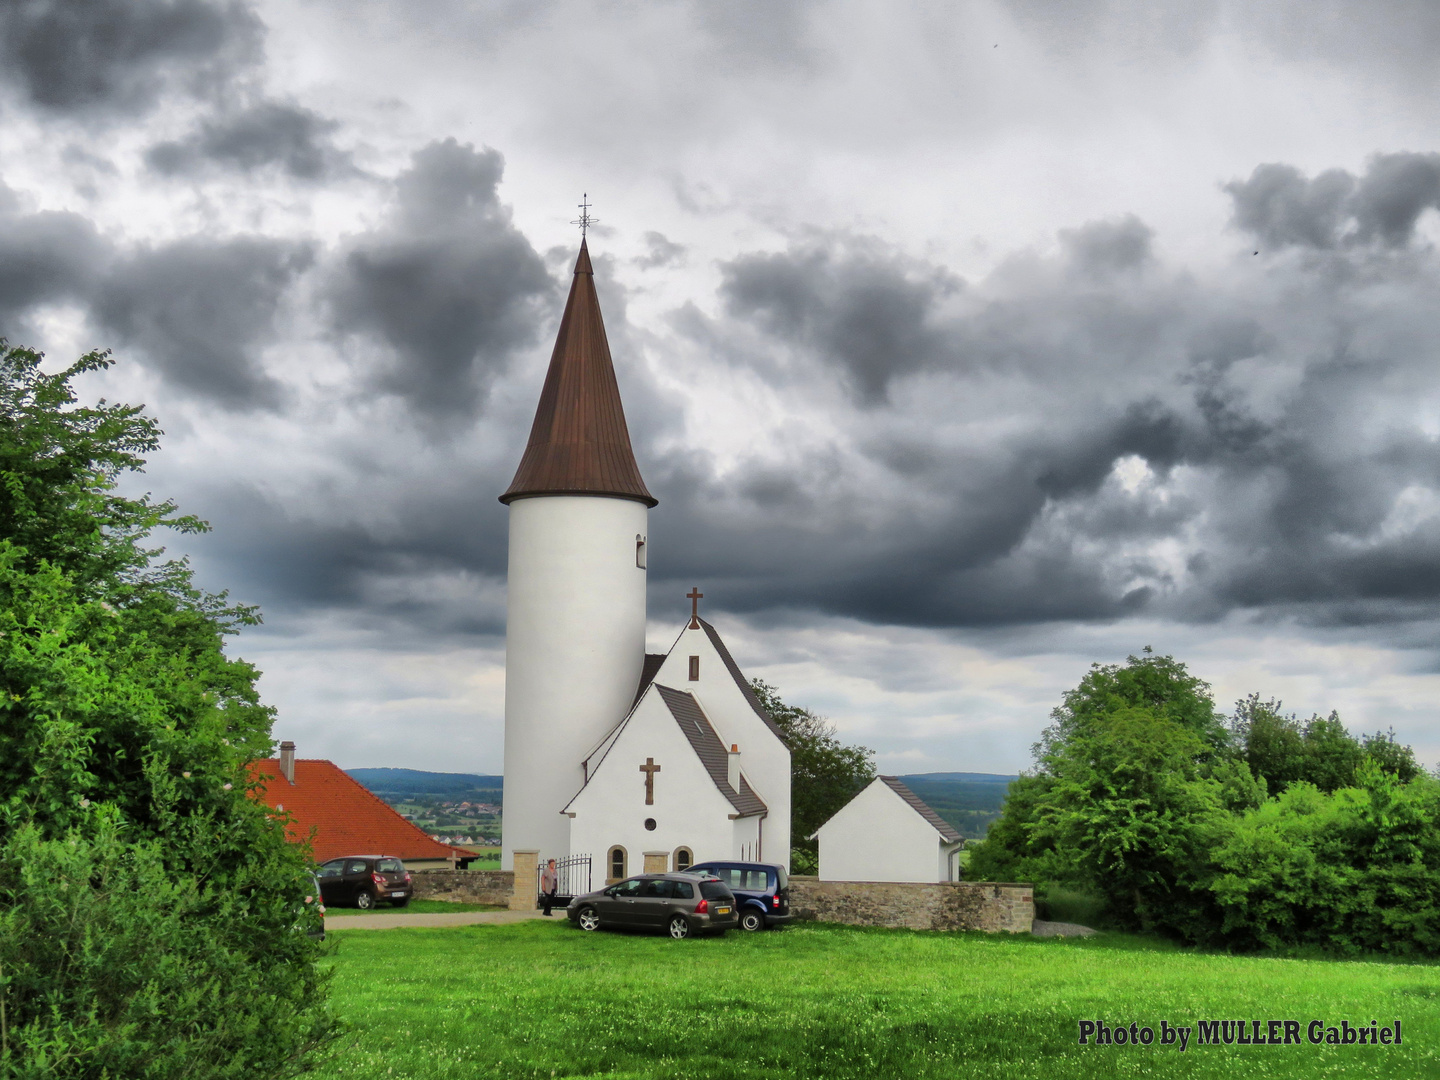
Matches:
[[325, 909, 549, 931], [1030, 919, 1098, 937]]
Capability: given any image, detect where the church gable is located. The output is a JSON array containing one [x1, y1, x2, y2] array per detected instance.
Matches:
[[649, 619, 790, 761], [567, 683, 764, 818]]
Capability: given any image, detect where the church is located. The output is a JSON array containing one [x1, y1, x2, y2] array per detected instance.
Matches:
[[498, 236, 791, 888]]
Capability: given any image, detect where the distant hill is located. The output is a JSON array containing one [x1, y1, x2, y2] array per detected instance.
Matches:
[[896, 772, 1018, 840], [345, 768, 1017, 839], [898, 772, 1017, 784], [346, 768, 503, 799]]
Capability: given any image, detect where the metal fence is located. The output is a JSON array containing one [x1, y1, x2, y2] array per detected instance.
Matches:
[[538, 854, 592, 902]]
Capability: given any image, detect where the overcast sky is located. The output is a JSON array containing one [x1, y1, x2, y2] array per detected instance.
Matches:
[[6, 0, 1440, 775]]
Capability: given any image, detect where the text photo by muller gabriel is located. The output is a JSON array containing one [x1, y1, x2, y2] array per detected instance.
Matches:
[[1078, 1019, 1403, 1051]]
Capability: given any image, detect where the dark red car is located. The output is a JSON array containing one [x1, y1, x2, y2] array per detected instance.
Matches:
[[315, 855, 413, 909]]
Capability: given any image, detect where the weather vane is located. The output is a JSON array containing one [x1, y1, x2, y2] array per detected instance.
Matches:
[[571, 193, 597, 237]]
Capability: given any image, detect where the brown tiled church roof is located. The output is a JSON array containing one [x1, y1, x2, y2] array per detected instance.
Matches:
[[500, 240, 657, 507]]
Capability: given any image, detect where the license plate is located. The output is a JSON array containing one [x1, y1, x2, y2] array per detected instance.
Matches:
[[390, 891, 407, 897], [716, 906, 731, 914]]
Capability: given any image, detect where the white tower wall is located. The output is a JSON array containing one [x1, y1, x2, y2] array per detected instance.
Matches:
[[502, 494, 648, 865]]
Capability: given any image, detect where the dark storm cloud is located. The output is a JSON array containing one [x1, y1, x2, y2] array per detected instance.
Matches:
[[636, 231, 686, 270], [0, 186, 109, 330], [719, 236, 962, 405], [189, 477, 511, 637], [146, 101, 353, 180], [1226, 153, 1440, 250], [658, 160, 1440, 632], [1058, 215, 1155, 274], [0, 0, 262, 116], [95, 237, 313, 409], [327, 139, 554, 418]]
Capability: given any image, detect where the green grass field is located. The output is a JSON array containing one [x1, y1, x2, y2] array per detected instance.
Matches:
[[315, 920, 1440, 1079]]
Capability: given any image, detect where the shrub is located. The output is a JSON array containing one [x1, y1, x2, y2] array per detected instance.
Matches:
[[0, 347, 340, 1077]]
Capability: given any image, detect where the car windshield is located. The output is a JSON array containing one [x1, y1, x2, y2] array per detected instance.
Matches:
[[376, 858, 404, 873], [699, 881, 730, 900]]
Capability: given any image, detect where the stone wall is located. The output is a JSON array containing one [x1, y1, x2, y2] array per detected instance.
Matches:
[[787, 877, 1033, 933], [409, 868, 516, 907]]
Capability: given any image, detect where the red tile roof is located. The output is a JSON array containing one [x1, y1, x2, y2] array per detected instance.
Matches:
[[248, 758, 464, 863]]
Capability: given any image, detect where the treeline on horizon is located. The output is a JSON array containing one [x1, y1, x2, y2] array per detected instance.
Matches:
[[968, 649, 1439, 956], [345, 769, 1018, 840]]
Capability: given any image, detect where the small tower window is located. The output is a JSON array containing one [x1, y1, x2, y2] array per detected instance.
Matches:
[[674, 847, 693, 872], [609, 846, 627, 883], [635, 534, 647, 569], [688, 655, 700, 681]]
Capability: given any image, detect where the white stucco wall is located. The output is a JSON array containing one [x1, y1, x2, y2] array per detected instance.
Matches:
[[649, 624, 791, 866], [817, 778, 947, 883], [502, 495, 648, 865], [567, 688, 742, 879]]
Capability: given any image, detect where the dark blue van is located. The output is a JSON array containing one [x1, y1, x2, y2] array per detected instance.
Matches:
[[685, 861, 792, 931]]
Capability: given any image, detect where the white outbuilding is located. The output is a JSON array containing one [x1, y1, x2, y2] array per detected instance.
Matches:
[[815, 776, 965, 883]]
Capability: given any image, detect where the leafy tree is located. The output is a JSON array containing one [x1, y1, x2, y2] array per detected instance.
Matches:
[[0, 345, 339, 1077], [1038, 705, 1231, 935], [749, 679, 875, 864], [973, 650, 1226, 908], [1230, 693, 1421, 793], [1037, 647, 1228, 760]]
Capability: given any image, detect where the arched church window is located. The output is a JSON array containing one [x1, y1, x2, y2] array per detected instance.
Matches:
[[609, 846, 627, 882], [635, 534, 647, 569], [674, 847, 692, 872]]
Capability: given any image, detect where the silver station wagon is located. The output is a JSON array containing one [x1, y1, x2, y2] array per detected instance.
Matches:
[[567, 873, 739, 938]]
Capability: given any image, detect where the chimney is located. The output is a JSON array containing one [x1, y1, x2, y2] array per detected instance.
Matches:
[[279, 741, 296, 784], [727, 743, 740, 792]]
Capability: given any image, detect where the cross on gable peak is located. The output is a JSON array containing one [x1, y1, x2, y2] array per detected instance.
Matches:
[[687, 586, 703, 629]]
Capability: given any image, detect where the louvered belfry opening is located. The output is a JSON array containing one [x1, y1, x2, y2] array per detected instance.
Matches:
[[500, 239, 657, 507]]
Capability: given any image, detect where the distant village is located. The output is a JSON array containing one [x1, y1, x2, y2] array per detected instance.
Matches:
[[393, 797, 503, 851]]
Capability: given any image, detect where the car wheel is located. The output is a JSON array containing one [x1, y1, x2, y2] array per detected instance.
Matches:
[[390, 897, 409, 909], [740, 910, 765, 932], [354, 890, 375, 910], [668, 915, 692, 940], [577, 906, 601, 932]]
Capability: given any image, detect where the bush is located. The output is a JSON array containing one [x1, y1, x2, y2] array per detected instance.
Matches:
[[0, 812, 331, 1077], [1211, 764, 1440, 955], [0, 347, 340, 1077]]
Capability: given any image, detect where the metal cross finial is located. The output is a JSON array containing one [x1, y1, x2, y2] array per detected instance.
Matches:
[[687, 587, 703, 629], [571, 194, 597, 237]]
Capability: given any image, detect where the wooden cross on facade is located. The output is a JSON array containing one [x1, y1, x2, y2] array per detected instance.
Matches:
[[687, 587, 703, 629], [639, 757, 661, 805]]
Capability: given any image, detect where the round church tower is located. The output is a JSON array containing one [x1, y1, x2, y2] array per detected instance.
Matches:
[[499, 239, 657, 867]]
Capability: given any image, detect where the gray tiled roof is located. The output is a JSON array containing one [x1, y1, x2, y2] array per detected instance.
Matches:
[[698, 619, 789, 747], [879, 776, 962, 843], [632, 653, 666, 707], [656, 684, 768, 817]]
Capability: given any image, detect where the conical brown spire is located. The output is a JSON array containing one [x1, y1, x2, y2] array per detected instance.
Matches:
[[500, 240, 657, 507]]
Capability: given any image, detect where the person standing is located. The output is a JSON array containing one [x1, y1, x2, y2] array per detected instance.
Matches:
[[540, 858, 558, 916]]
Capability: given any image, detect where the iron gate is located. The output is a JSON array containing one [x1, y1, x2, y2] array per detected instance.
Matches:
[[538, 854, 592, 904]]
